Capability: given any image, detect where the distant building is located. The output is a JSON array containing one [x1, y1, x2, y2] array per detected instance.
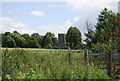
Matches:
[[58, 33, 65, 48], [118, 1, 120, 13]]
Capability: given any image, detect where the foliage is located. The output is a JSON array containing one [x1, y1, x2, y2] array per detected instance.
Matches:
[[2, 28, 83, 49], [21, 33, 30, 40], [66, 27, 83, 49], [95, 8, 119, 44], [26, 39, 41, 48], [84, 8, 120, 52], [91, 39, 120, 53], [84, 19, 96, 48], [2, 35, 16, 47], [2, 49, 110, 79], [17, 68, 44, 79], [2, 31, 57, 49], [41, 32, 57, 48], [91, 43, 109, 53], [45, 32, 55, 38], [13, 35, 26, 48], [41, 36, 53, 48]]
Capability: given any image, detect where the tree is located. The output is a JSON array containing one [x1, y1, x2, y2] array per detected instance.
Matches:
[[84, 19, 95, 48], [2, 35, 16, 47], [2, 32, 16, 47], [45, 32, 57, 46], [85, 8, 120, 52], [31, 33, 39, 37], [41, 32, 56, 48], [15, 36, 26, 47], [11, 32, 26, 48], [4, 32, 11, 36], [94, 8, 120, 51], [94, 8, 115, 43], [66, 27, 82, 49], [85, 8, 115, 46], [108, 14, 120, 51], [52, 37, 58, 46], [2, 31, 57, 48], [2, 34, 6, 47], [13, 31, 21, 35], [22, 34, 30, 40], [31, 33, 42, 47], [109, 14, 120, 40], [41, 36, 53, 48], [45, 32, 55, 38], [27, 39, 41, 48]]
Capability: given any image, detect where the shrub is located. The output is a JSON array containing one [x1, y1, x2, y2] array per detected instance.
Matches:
[[16, 68, 45, 79], [91, 39, 120, 53], [91, 43, 108, 53]]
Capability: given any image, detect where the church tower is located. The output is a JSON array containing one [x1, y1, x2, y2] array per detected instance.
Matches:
[[58, 33, 65, 48]]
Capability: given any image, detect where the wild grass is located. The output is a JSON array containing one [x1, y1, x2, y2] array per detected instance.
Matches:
[[2, 48, 110, 79]]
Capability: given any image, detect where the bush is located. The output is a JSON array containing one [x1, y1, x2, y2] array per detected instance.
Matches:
[[91, 39, 120, 53], [17, 68, 45, 79], [91, 43, 109, 53]]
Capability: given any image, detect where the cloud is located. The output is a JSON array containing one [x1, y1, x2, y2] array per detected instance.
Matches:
[[38, 16, 86, 38], [0, 17, 37, 34], [65, 16, 81, 27], [66, 0, 119, 12], [39, 16, 81, 31], [30, 11, 46, 18], [37, 0, 120, 39], [64, 0, 120, 40]]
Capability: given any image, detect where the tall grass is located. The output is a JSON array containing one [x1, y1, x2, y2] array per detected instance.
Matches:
[[2, 49, 110, 79]]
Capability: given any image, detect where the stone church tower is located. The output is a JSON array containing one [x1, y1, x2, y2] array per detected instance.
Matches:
[[58, 33, 65, 48]]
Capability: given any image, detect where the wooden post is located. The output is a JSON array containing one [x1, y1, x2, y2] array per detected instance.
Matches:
[[68, 53, 71, 63], [107, 49, 112, 77], [84, 49, 88, 61], [68, 47, 71, 63]]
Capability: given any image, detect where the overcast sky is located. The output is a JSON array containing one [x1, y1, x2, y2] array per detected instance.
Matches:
[[0, 0, 119, 40]]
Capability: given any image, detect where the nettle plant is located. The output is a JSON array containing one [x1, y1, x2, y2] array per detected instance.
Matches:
[[17, 68, 45, 79]]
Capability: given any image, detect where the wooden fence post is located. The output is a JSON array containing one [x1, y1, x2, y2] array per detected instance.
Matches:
[[84, 49, 88, 61], [68, 47, 71, 63], [68, 53, 71, 63], [107, 49, 112, 77]]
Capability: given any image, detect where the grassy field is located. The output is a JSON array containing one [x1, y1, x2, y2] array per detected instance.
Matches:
[[2, 48, 110, 79]]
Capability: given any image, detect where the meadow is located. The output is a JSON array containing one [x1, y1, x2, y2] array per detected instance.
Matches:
[[2, 48, 110, 79]]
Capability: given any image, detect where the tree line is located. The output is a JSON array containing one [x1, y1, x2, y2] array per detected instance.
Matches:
[[1, 27, 83, 49], [1, 31, 58, 48], [1, 8, 120, 51]]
